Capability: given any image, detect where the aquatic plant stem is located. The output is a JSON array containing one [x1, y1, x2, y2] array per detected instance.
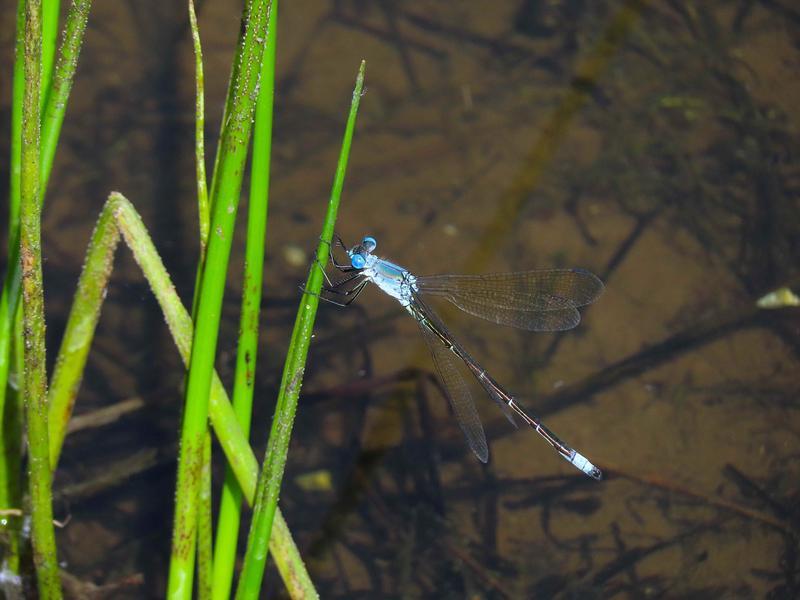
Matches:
[[167, 1, 272, 596], [183, 0, 234, 589], [197, 433, 214, 600], [235, 60, 366, 600], [44, 191, 316, 598], [47, 202, 118, 469], [6, 0, 25, 245], [7, 0, 93, 470], [19, 0, 61, 596], [188, 0, 208, 252], [186, 2, 215, 591], [40, 0, 58, 109], [0, 0, 62, 581], [0, 1, 27, 580], [114, 191, 313, 596], [211, 1, 277, 597], [40, 0, 91, 195], [0, 0, 91, 434], [0, 365, 22, 578]]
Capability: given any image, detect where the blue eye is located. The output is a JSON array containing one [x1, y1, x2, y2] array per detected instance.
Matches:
[[351, 254, 366, 269], [362, 236, 377, 252]]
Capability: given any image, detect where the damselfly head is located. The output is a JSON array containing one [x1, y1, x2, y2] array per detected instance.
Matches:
[[348, 235, 377, 269]]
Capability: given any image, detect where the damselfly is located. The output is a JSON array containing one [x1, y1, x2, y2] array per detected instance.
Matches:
[[320, 235, 603, 480]]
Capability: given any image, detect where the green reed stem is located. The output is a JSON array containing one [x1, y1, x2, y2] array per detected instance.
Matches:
[[188, 0, 209, 251], [168, 3, 272, 594], [8, 0, 92, 473], [40, 0, 91, 195], [40, 0, 58, 109], [0, 322, 23, 578], [186, 0, 215, 589], [0, 2, 27, 579], [197, 432, 214, 600], [211, 2, 278, 597], [6, 0, 25, 257], [47, 192, 119, 468], [47, 191, 315, 597], [235, 60, 365, 600], [20, 0, 61, 596]]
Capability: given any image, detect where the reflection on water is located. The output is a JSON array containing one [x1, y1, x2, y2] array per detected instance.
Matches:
[[1, 0, 799, 597]]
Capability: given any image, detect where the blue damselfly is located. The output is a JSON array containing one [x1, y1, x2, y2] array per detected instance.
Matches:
[[321, 235, 603, 480]]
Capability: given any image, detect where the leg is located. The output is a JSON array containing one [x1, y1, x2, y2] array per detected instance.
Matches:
[[322, 276, 366, 297], [327, 270, 363, 288], [309, 280, 370, 307], [311, 234, 352, 288], [300, 270, 362, 296], [332, 232, 348, 251], [321, 279, 369, 307], [329, 233, 355, 272]]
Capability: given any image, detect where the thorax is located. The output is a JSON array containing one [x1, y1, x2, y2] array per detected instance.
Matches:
[[363, 256, 417, 307]]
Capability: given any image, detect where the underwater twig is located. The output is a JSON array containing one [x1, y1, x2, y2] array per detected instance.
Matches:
[[303, 367, 431, 404], [398, 10, 539, 60], [608, 463, 796, 538], [464, 0, 651, 272], [586, 518, 729, 590], [722, 464, 793, 521], [55, 448, 161, 502], [65, 396, 145, 434], [535, 306, 769, 416], [362, 480, 515, 598], [542, 209, 660, 363], [59, 570, 145, 599], [331, 13, 446, 60], [301, 369, 451, 560]]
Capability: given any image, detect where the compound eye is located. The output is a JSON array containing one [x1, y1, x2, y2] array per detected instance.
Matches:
[[351, 254, 366, 269], [362, 236, 377, 252]]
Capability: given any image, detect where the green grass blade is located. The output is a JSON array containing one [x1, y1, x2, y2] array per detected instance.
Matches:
[[197, 432, 214, 600], [188, 0, 209, 250], [6, 0, 24, 256], [40, 0, 59, 110], [4, 0, 92, 472], [113, 192, 317, 598], [0, 319, 23, 578], [19, 0, 61, 596], [40, 0, 91, 195], [235, 59, 366, 600], [211, 1, 278, 597], [45, 192, 317, 597], [0, 1, 26, 576], [1, 0, 91, 421], [47, 197, 119, 466], [167, 1, 272, 596], [186, 0, 214, 588]]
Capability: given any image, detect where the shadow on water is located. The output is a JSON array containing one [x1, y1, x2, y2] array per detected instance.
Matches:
[[1, 0, 799, 597]]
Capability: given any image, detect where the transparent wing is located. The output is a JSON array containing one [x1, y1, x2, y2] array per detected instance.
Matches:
[[414, 293, 519, 428], [415, 268, 604, 331], [415, 309, 489, 463]]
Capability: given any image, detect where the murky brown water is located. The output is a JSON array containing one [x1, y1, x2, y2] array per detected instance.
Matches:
[[1, 0, 799, 598]]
